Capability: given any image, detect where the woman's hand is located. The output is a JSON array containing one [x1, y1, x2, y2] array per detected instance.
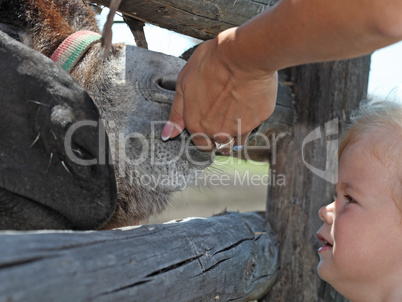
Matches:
[[162, 0, 402, 153], [162, 28, 278, 152]]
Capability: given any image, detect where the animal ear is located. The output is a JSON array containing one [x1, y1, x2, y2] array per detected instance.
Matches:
[[0, 23, 31, 47]]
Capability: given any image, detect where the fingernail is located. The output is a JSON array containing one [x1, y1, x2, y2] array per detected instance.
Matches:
[[162, 122, 174, 141]]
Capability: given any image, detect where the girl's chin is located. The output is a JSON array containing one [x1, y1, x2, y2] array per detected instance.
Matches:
[[317, 260, 331, 281]]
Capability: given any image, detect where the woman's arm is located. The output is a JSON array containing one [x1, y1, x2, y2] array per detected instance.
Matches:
[[162, 0, 402, 149], [229, 0, 402, 73]]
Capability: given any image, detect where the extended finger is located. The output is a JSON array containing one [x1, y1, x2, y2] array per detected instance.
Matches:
[[162, 85, 185, 141]]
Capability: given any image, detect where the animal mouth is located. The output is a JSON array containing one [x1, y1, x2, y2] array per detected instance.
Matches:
[[0, 187, 74, 230]]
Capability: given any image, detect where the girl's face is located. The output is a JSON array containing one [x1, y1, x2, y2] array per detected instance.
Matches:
[[316, 140, 402, 300]]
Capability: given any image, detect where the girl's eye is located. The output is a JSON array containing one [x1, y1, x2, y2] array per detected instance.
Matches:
[[344, 195, 357, 204]]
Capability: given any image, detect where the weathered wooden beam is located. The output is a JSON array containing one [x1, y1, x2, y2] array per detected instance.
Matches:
[[91, 0, 275, 40], [123, 15, 148, 49], [0, 212, 279, 302]]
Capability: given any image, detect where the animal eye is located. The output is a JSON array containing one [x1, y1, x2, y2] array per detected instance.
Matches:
[[344, 195, 357, 204], [6, 32, 20, 41]]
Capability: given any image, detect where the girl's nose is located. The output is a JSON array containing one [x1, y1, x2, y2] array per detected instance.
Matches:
[[318, 202, 334, 224]]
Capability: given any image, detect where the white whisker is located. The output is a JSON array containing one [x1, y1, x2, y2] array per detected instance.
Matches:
[[50, 130, 57, 141], [46, 153, 53, 173], [29, 132, 40, 148], [61, 161, 72, 174], [28, 99, 50, 107]]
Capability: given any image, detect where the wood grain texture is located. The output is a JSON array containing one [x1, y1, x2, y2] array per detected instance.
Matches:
[[92, 0, 275, 40], [242, 76, 294, 162], [0, 212, 279, 302], [261, 56, 371, 302]]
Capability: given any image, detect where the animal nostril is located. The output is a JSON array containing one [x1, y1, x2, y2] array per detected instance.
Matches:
[[157, 78, 176, 92]]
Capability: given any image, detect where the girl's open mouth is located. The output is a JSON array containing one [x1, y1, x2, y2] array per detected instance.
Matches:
[[317, 233, 333, 253]]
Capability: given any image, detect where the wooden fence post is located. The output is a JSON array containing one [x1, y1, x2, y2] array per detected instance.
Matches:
[[262, 57, 371, 302]]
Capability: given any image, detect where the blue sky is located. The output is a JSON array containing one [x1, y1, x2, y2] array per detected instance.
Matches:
[[99, 10, 402, 100]]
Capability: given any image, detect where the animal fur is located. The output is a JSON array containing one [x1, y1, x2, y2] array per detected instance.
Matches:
[[0, 0, 213, 229]]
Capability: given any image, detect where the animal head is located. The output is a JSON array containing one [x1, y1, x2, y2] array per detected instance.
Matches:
[[0, 0, 214, 229]]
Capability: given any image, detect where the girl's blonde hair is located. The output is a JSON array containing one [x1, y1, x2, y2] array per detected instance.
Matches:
[[338, 98, 402, 210]]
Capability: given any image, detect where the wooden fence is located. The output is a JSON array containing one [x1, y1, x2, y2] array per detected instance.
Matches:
[[0, 0, 368, 301], [0, 212, 278, 301]]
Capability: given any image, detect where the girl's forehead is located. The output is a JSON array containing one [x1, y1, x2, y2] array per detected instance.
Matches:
[[342, 132, 402, 209], [339, 139, 395, 184], [345, 128, 401, 168]]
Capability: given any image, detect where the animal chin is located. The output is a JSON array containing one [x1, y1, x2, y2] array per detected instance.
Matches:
[[107, 173, 172, 228], [138, 166, 203, 193], [127, 138, 213, 193]]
